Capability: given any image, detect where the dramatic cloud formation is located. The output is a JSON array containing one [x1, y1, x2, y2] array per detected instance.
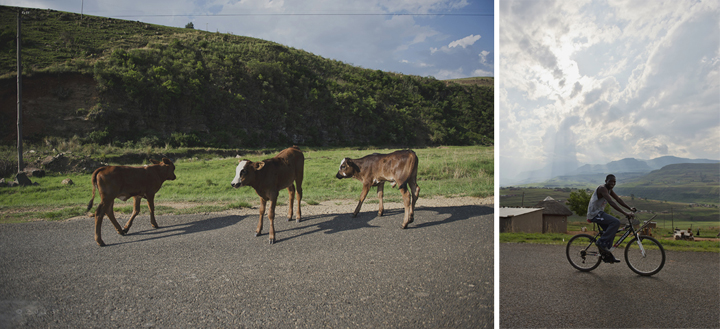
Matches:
[[499, 0, 720, 185], [6, 0, 494, 79]]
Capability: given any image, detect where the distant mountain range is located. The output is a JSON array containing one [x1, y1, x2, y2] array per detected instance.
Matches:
[[572, 156, 719, 175], [506, 156, 719, 187]]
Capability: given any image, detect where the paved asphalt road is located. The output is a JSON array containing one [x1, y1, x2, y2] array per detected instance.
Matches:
[[0, 204, 493, 328], [500, 243, 720, 328]]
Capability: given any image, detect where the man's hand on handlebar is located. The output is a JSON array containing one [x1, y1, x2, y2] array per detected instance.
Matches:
[[626, 212, 635, 219]]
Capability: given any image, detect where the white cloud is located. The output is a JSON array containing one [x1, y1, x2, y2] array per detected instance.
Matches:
[[500, 0, 720, 185], [448, 34, 481, 48], [479, 50, 490, 64]]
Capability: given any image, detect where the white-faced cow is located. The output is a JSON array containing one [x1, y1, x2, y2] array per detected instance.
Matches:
[[86, 158, 177, 246], [336, 150, 420, 228], [231, 146, 304, 244]]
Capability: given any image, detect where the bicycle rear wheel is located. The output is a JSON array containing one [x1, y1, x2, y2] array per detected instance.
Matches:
[[566, 234, 602, 272], [624, 235, 665, 276]]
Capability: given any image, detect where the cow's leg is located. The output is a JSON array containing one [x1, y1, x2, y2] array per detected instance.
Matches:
[[268, 194, 278, 244], [146, 195, 159, 229], [104, 199, 126, 236], [408, 180, 420, 223], [122, 196, 142, 234], [94, 202, 107, 246], [376, 182, 385, 217], [352, 185, 371, 218], [295, 180, 302, 223], [400, 186, 412, 229], [287, 184, 295, 222], [256, 198, 267, 237]]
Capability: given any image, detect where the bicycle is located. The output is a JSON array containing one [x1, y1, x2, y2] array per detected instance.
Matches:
[[566, 214, 665, 276]]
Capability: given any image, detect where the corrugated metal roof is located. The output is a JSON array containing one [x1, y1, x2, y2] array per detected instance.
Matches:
[[499, 207, 544, 217]]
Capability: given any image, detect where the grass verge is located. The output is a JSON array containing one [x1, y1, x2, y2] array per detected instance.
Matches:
[[1, 146, 493, 223], [500, 233, 720, 253]]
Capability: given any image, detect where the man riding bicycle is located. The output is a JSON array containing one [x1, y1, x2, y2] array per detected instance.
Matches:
[[587, 174, 637, 263]]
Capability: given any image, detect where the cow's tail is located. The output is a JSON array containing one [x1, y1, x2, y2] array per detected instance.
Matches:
[[87, 168, 102, 212]]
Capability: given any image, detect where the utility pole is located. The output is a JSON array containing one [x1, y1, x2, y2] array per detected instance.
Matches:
[[16, 10, 24, 173], [671, 207, 674, 231]]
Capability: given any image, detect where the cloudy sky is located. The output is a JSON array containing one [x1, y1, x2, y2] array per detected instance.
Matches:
[[499, 0, 720, 185], [5, 0, 494, 79]]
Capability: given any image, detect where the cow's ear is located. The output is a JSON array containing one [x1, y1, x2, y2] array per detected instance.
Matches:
[[253, 161, 265, 171], [162, 158, 173, 164], [149, 159, 160, 164], [348, 159, 360, 172]]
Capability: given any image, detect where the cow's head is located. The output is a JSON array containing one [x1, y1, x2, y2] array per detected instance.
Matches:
[[336, 158, 358, 179], [231, 159, 265, 188], [150, 158, 177, 181]]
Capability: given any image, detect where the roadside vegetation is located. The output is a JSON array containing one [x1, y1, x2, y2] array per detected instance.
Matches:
[[0, 146, 493, 223]]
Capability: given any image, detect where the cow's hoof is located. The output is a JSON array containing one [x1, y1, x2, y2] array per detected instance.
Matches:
[[295, 218, 301, 223], [121, 229, 129, 235], [255, 232, 262, 237], [118, 230, 126, 236], [269, 238, 275, 245], [287, 217, 292, 222], [97, 241, 106, 247]]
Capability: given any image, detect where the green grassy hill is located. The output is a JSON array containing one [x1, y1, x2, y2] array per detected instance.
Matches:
[[613, 163, 720, 204], [0, 6, 493, 155], [517, 163, 719, 205]]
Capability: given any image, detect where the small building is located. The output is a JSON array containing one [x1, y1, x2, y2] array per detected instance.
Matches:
[[499, 207, 544, 233], [533, 196, 573, 233]]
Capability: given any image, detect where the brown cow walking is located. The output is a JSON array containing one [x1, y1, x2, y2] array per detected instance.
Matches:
[[87, 158, 177, 246], [336, 150, 420, 228], [231, 146, 304, 244]]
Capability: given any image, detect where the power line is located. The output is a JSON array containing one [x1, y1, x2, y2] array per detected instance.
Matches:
[[107, 13, 493, 18]]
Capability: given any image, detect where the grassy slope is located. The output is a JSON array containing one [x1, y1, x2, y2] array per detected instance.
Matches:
[[1, 6, 494, 151]]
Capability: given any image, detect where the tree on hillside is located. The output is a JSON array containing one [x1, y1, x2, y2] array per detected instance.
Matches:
[[566, 189, 613, 218], [185, 22, 194, 29]]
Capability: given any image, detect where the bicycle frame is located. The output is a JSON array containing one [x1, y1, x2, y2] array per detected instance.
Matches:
[[591, 214, 657, 254]]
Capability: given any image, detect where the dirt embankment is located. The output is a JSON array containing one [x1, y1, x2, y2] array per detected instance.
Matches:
[[1, 73, 99, 143]]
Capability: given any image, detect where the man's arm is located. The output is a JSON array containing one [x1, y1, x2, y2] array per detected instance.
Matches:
[[598, 186, 633, 217], [609, 190, 637, 216]]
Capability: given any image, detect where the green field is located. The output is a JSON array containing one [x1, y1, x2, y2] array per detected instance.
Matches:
[[500, 187, 720, 252], [0, 146, 493, 223]]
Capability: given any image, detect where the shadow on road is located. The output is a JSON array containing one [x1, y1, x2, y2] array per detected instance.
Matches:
[[109, 215, 245, 246], [274, 204, 493, 243]]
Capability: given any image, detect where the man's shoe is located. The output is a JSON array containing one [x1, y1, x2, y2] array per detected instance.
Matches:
[[602, 253, 621, 263]]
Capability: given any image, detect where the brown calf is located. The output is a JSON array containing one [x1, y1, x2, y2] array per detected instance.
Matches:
[[87, 158, 177, 246], [336, 150, 420, 228], [231, 146, 304, 244]]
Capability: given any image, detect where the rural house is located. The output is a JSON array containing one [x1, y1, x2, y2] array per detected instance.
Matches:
[[499, 207, 544, 233], [533, 196, 573, 233]]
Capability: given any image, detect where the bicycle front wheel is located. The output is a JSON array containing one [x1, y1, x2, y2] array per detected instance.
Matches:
[[624, 235, 665, 276], [566, 234, 602, 272]]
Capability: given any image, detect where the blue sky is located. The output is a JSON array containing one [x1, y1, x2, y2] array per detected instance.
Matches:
[[4, 0, 494, 79], [499, 0, 720, 185]]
